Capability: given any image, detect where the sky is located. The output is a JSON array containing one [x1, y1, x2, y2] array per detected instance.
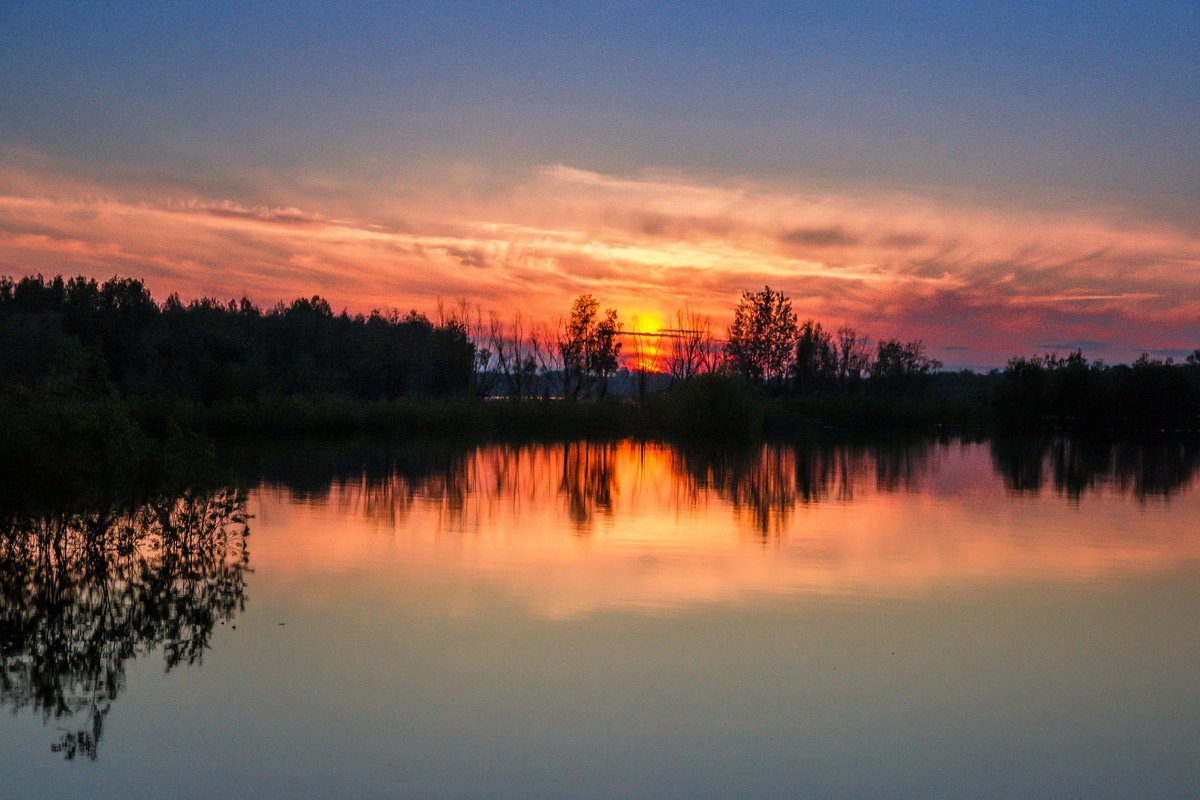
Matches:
[[1, 1, 1197, 367]]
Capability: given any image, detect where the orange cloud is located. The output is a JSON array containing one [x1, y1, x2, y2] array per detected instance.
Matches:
[[2, 154, 1198, 364]]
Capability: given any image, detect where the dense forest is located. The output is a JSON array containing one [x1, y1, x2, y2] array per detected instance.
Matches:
[[0, 274, 475, 404], [2, 273, 1199, 481]]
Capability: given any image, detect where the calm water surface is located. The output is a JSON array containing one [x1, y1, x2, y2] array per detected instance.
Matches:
[[3, 438, 1199, 799]]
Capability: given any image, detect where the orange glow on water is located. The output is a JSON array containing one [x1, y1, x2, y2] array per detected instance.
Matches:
[[246, 440, 1200, 619]]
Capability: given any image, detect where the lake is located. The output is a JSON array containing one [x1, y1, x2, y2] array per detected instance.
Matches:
[[3, 437, 1199, 799]]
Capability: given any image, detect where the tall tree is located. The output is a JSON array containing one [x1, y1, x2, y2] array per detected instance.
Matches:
[[558, 294, 622, 399], [724, 286, 797, 387], [871, 338, 942, 392], [834, 326, 871, 391], [792, 319, 837, 392]]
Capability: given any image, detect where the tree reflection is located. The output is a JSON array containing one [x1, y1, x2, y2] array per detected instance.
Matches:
[[873, 440, 936, 494], [669, 444, 790, 534], [0, 489, 249, 760], [990, 436, 1200, 500], [1050, 437, 1113, 499], [560, 441, 617, 529], [1112, 439, 1200, 498], [793, 444, 852, 504], [225, 435, 1200, 550], [667, 440, 937, 536], [990, 436, 1051, 494]]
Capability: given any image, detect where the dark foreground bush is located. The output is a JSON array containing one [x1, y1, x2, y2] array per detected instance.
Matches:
[[0, 391, 214, 510], [651, 374, 762, 439], [200, 395, 646, 440]]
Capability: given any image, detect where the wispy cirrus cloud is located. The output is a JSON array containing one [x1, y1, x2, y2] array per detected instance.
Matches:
[[2, 154, 1198, 365]]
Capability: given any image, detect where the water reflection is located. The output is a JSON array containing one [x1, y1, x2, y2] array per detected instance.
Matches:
[[0, 490, 249, 760], [560, 441, 617, 529], [991, 436, 1200, 500], [7, 436, 1196, 756], [266, 436, 1197, 544], [245, 436, 1200, 539], [668, 441, 937, 534], [244, 437, 1200, 621]]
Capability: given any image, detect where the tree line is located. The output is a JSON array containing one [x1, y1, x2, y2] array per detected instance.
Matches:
[[463, 285, 942, 399], [993, 350, 1200, 431], [0, 274, 475, 405], [3, 274, 1199, 433]]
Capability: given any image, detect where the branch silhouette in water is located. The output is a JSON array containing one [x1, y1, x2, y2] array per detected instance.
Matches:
[[0, 489, 250, 760]]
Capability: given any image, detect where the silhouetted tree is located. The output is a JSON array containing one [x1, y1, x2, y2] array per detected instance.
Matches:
[[994, 355, 1050, 429], [725, 286, 797, 387], [664, 305, 716, 385], [1116, 354, 1192, 430], [1045, 350, 1109, 427], [870, 338, 942, 393], [792, 319, 837, 392], [993, 350, 1197, 431], [834, 326, 871, 392], [557, 294, 622, 399]]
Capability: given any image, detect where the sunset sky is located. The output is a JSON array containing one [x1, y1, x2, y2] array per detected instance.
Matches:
[[1, 2, 1197, 367]]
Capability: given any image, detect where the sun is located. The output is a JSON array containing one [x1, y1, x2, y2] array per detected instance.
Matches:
[[625, 311, 667, 372], [629, 311, 665, 335]]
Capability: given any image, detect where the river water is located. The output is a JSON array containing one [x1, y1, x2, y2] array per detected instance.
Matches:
[[3, 438, 1199, 798]]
